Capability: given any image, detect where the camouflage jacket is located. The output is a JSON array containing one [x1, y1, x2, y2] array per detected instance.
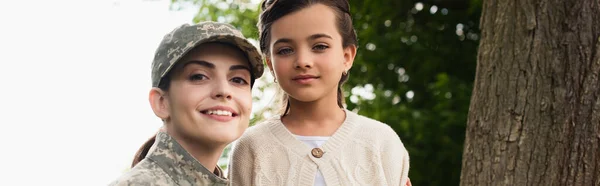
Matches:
[[109, 132, 228, 186]]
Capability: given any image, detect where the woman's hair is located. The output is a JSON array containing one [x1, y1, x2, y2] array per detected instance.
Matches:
[[131, 135, 156, 167], [258, 0, 358, 115], [131, 73, 171, 167]]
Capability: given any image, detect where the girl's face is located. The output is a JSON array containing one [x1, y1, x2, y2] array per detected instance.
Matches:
[[267, 3, 356, 104], [153, 43, 253, 147]]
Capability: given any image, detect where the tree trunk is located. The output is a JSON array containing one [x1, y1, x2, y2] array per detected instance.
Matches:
[[460, 0, 600, 185]]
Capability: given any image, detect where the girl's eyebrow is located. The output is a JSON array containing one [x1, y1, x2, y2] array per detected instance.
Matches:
[[273, 33, 333, 46], [273, 38, 293, 46], [307, 33, 333, 41]]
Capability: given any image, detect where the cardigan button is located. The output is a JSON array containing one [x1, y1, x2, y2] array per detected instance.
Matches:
[[311, 148, 324, 158]]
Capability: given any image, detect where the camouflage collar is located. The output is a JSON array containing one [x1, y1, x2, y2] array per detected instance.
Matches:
[[146, 131, 228, 184]]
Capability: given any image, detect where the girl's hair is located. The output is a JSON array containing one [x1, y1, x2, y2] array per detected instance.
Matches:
[[258, 0, 358, 115]]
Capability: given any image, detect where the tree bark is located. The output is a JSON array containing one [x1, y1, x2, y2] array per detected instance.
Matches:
[[460, 0, 600, 185]]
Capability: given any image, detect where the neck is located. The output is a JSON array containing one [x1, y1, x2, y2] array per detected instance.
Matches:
[[283, 92, 346, 134], [287, 99, 343, 122], [165, 128, 224, 173]]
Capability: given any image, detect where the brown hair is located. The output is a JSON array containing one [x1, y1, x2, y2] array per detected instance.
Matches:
[[258, 0, 358, 115], [131, 135, 156, 167], [131, 74, 171, 167]]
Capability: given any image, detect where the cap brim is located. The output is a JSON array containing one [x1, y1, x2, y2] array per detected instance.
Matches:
[[159, 35, 264, 85], [203, 35, 264, 79]]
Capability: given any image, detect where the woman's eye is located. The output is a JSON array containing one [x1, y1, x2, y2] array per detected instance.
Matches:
[[276, 48, 294, 55], [231, 77, 249, 85], [313, 44, 329, 51], [189, 74, 208, 81]]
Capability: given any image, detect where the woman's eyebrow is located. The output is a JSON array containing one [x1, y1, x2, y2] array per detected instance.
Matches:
[[229, 64, 251, 73], [183, 60, 215, 69]]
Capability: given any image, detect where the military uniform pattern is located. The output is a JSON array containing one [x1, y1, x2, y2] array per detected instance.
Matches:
[[109, 132, 228, 186], [151, 21, 264, 87]]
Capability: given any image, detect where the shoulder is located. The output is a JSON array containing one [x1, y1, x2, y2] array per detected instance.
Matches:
[[229, 117, 282, 164], [347, 110, 406, 148], [235, 117, 279, 145], [109, 159, 173, 186], [348, 110, 398, 136], [244, 117, 277, 136]]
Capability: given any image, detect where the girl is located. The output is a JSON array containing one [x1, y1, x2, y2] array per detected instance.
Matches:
[[229, 0, 410, 186], [110, 21, 264, 185]]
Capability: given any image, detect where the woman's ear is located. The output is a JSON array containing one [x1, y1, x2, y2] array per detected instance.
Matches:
[[343, 45, 357, 70], [149, 88, 170, 120]]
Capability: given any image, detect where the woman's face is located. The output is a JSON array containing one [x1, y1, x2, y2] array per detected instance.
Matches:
[[156, 42, 253, 146]]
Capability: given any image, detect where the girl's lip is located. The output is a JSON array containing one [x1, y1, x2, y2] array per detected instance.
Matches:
[[293, 77, 318, 84], [292, 74, 319, 80]]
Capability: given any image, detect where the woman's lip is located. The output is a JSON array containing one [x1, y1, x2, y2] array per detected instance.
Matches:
[[201, 113, 235, 122], [200, 105, 238, 115]]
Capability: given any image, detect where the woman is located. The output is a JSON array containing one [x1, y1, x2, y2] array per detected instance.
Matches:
[[110, 21, 263, 185]]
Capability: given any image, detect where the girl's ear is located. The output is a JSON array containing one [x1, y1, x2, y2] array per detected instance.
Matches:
[[266, 57, 278, 80], [343, 45, 357, 71], [266, 57, 274, 72], [149, 87, 170, 120]]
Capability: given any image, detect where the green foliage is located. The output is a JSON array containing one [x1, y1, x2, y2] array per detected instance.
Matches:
[[345, 1, 481, 185], [174, 0, 482, 185]]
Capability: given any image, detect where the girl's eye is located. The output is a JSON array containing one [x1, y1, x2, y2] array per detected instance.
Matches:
[[189, 74, 208, 81], [313, 44, 329, 51], [231, 77, 249, 85], [276, 47, 294, 55]]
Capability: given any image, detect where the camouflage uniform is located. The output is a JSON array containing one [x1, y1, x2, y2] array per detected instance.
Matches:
[[110, 132, 228, 186], [109, 21, 264, 186]]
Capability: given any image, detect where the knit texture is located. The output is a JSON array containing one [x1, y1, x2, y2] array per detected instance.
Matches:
[[228, 110, 410, 186]]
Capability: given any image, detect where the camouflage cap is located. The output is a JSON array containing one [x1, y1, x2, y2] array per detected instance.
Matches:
[[151, 21, 264, 87]]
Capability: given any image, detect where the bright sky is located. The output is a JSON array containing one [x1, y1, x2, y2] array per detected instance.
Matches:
[[0, 0, 257, 185]]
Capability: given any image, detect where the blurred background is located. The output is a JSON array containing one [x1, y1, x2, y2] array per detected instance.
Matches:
[[0, 0, 481, 185]]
